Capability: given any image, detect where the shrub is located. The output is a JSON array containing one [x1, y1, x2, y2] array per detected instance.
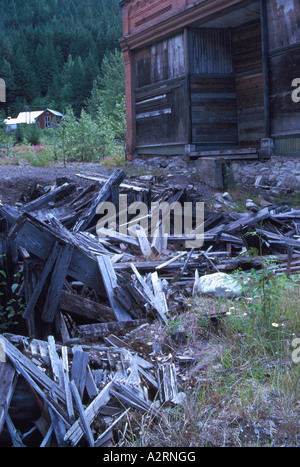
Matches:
[[26, 124, 42, 145], [14, 124, 25, 144], [25, 144, 54, 166], [0, 255, 24, 331]]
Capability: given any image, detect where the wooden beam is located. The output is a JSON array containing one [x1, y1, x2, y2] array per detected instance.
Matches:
[[76, 319, 148, 339], [42, 244, 75, 323], [7, 212, 105, 295], [97, 255, 131, 322], [0, 362, 17, 434], [22, 242, 60, 320], [59, 290, 115, 323], [72, 169, 126, 233]]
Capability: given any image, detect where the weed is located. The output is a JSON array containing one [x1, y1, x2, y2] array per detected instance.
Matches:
[[101, 152, 127, 167], [0, 255, 25, 331]]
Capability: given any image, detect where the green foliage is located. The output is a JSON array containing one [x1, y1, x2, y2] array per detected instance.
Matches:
[[59, 51, 126, 163], [0, 255, 24, 331], [88, 49, 126, 144], [0, 0, 122, 116], [24, 143, 54, 166], [234, 264, 290, 328], [60, 104, 125, 163], [26, 124, 42, 146], [14, 124, 25, 144]]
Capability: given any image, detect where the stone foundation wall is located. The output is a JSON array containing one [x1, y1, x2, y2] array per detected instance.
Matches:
[[231, 156, 300, 192]]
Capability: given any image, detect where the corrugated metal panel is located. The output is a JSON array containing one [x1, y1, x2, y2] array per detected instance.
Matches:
[[190, 28, 233, 75], [274, 136, 300, 156]]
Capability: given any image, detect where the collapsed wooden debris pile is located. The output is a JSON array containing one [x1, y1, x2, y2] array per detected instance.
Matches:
[[0, 168, 299, 446], [1, 332, 183, 447]]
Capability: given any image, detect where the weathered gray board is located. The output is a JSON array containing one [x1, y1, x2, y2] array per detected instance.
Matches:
[[0, 363, 17, 434], [7, 212, 105, 296]]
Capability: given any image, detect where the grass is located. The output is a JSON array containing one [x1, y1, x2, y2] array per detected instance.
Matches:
[[123, 273, 300, 447], [100, 152, 127, 167]]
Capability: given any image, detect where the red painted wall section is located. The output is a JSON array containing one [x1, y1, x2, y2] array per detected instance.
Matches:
[[123, 49, 136, 159]]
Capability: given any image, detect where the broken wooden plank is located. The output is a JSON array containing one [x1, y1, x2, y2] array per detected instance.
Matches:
[[70, 346, 89, 400], [42, 244, 75, 323], [7, 352, 70, 428], [104, 334, 134, 351], [64, 380, 113, 446], [22, 243, 61, 319], [96, 227, 139, 248], [61, 346, 75, 423], [70, 380, 95, 447], [136, 225, 152, 258], [22, 183, 76, 213], [48, 406, 68, 447], [131, 264, 168, 323], [85, 365, 98, 399], [97, 255, 131, 322], [72, 169, 126, 233], [155, 251, 187, 270], [157, 363, 183, 405], [0, 362, 17, 434], [40, 424, 54, 447], [5, 413, 26, 447], [59, 290, 115, 323], [76, 319, 148, 339], [76, 173, 146, 193], [151, 272, 168, 317], [94, 408, 130, 447], [222, 207, 271, 234], [2, 336, 67, 410], [111, 382, 159, 416], [7, 212, 105, 295], [48, 336, 64, 387], [256, 229, 300, 249]]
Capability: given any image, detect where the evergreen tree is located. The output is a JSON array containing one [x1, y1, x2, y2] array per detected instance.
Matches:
[[0, 0, 123, 114]]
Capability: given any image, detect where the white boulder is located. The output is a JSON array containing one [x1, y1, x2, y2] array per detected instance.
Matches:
[[193, 272, 242, 299]]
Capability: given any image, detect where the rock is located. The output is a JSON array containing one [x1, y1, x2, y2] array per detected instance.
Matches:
[[246, 199, 260, 212], [139, 175, 154, 182], [222, 192, 233, 201], [193, 272, 242, 299], [56, 177, 71, 186], [259, 199, 273, 207]]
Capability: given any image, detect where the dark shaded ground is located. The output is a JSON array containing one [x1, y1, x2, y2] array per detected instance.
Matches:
[[0, 162, 113, 205], [0, 159, 216, 206]]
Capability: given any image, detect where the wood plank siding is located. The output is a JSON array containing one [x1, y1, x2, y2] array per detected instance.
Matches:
[[267, 0, 300, 147], [120, 0, 300, 158], [190, 76, 238, 149], [189, 28, 238, 149], [135, 34, 188, 152], [232, 21, 265, 148]]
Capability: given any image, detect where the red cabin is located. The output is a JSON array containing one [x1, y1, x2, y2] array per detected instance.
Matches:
[[35, 109, 63, 130]]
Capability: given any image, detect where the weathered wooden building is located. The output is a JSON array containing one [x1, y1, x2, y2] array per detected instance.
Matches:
[[119, 0, 300, 159]]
